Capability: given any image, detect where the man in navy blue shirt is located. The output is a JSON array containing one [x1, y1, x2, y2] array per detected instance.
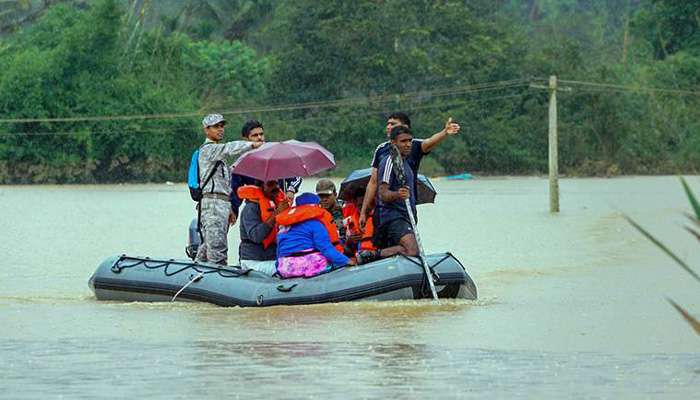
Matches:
[[358, 125, 420, 263], [359, 112, 460, 231], [229, 119, 302, 224]]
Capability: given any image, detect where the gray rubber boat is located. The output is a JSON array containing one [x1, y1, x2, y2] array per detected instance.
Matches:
[[89, 253, 477, 307]]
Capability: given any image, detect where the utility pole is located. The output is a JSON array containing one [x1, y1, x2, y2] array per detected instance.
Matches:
[[530, 75, 570, 213], [548, 75, 559, 213]]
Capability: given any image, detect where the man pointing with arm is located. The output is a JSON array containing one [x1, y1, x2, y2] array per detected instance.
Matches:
[[195, 113, 263, 265], [359, 113, 460, 231]]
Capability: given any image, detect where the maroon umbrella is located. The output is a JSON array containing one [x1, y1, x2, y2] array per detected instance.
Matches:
[[232, 140, 335, 181]]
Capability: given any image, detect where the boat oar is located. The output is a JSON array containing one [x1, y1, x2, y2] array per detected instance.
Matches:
[[389, 144, 440, 302]]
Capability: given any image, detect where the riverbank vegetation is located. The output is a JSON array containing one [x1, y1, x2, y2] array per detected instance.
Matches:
[[0, 0, 698, 183]]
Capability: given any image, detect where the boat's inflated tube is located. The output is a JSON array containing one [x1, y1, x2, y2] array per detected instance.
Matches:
[[89, 252, 477, 307]]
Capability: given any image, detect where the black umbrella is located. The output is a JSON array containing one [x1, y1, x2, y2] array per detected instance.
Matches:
[[338, 167, 436, 204]]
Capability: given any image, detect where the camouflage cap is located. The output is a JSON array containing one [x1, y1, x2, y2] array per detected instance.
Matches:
[[202, 113, 226, 128], [315, 178, 336, 195]]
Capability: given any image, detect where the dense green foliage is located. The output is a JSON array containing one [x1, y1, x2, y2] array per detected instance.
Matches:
[[0, 0, 698, 183]]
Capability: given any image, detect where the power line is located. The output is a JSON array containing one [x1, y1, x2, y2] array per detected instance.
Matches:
[[559, 79, 700, 96], [0, 78, 696, 125], [0, 92, 529, 137], [264, 93, 529, 130], [0, 78, 532, 124]]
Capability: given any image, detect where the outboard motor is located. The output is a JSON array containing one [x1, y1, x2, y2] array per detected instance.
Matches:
[[185, 217, 201, 260]]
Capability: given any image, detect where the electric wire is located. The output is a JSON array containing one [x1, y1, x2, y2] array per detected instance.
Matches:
[[0, 78, 532, 124], [6, 77, 695, 136], [0, 92, 529, 137], [558, 79, 700, 96]]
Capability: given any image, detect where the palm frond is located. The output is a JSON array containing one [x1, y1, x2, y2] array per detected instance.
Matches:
[[624, 215, 700, 284], [684, 212, 700, 229], [667, 298, 700, 336], [681, 177, 700, 219], [685, 226, 700, 242]]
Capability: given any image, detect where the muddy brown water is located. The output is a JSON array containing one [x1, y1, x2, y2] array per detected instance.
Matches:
[[1, 176, 698, 398]]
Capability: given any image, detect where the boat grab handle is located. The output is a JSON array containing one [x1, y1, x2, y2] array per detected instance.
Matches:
[[276, 283, 298, 292]]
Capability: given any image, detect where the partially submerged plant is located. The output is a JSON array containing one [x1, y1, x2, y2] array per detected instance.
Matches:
[[625, 177, 700, 336]]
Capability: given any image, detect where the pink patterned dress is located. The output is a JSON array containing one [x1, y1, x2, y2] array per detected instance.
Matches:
[[277, 250, 331, 278]]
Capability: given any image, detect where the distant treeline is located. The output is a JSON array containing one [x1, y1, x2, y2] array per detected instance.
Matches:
[[0, 0, 698, 183]]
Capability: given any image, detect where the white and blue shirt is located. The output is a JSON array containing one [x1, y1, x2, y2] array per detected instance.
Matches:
[[377, 155, 417, 223]]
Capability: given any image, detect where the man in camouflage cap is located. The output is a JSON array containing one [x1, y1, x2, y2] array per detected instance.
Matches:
[[316, 178, 346, 239], [196, 113, 263, 265]]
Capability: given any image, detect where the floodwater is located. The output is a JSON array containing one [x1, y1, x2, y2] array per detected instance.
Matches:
[[1, 176, 698, 399]]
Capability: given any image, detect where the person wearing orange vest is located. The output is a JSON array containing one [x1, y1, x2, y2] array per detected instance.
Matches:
[[276, 193, 355, 278], [229, 119, 303, 224], [342, 187, 377, 256], [238, 181, 288, 274]]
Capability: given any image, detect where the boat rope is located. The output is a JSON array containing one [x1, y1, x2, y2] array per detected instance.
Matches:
[[171, 271, 204, 302], [110, 255, 252, 279]]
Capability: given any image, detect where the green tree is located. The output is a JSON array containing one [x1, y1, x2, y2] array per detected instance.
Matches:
[[632, 0, 700, 60], [0, 0, 270, 183]]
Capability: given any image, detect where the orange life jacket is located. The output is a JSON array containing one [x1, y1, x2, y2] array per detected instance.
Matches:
[[276, 204, 344, 253], [342, 203, 376, 252], [237, 185, 285, 248]]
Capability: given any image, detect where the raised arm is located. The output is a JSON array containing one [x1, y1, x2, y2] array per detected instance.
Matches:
[[210, 140, 261, 162], [420, 117, 460, 153]]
